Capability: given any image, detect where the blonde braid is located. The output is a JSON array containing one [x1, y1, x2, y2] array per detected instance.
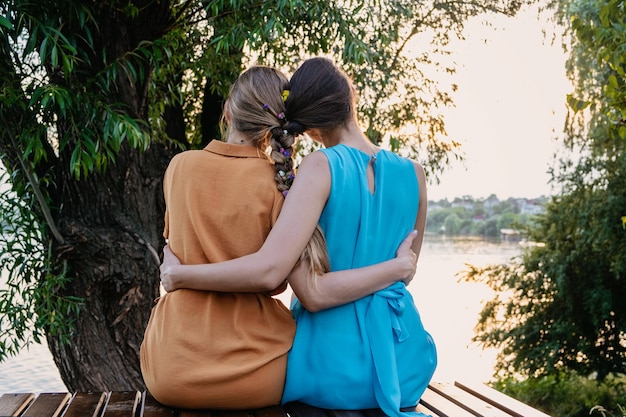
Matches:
[[297, 225, 330, 279], [268, 127, 296, 195]]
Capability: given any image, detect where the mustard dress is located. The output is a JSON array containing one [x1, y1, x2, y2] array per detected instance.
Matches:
[[140, 141, 295, 409]]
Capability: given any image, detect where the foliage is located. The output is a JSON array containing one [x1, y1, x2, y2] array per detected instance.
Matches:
[[492, 372, 626, 417], [426, 195, 547, 237], [0, 168, 82, 361], [568, 0, 626, 142], [462, 183, 626, 380], [461, 0, 626, 387]]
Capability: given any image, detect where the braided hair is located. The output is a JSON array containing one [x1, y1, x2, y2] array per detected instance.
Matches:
[[224, 65, 330, 280]]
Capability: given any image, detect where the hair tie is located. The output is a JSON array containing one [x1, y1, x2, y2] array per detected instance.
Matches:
[[282, 90, 290, 102]]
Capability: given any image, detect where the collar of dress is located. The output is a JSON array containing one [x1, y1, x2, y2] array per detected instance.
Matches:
[[204, 140, 268, 159]]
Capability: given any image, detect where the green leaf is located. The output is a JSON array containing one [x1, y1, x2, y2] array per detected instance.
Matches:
[[0, 15, 12, 30], [566, 94, 590, 113]]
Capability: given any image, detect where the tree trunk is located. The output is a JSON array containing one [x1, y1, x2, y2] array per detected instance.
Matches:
[[47, 142, 172, 391], [42, 0, 178, 391]]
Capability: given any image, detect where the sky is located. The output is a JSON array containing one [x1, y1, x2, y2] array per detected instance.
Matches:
[[426, 6, 571, 201]]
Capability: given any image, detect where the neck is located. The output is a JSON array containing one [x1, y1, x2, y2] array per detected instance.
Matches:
[[226, 129, 253, 146], [321, 119, 376, 154]]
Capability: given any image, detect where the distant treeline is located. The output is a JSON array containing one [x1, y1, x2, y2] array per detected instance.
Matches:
[[426, 195, 548, 237]]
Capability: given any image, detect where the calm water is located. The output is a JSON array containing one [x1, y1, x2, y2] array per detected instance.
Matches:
[[0, 234, 522, 392]]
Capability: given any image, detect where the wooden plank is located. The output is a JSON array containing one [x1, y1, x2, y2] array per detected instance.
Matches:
[[428, 382, 513, 417], [360, 408, 386, 417], [139, 393, 176, 417], [20, 393, 71, 417], [0, 393, 36, 416], [0, 387, 550, 417], [329, 407, 424, 417], [178, 406, 276, 417], [212, 410, 251, 417], [252, 405, 286, 417], [415, 403, 443, 417], [454, 381, 551, 417], [181, 407, 257, 417], [101, 392, 141, 417], [61, 392, 107, 417], [419, 388, 479, 417]]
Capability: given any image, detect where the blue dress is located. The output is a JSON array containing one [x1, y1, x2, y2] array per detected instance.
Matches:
[[282, 144, 437, 417]]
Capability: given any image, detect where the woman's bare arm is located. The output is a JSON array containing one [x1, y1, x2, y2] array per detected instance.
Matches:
[[412, 161, 428, 262], [286, 230, 418, 312]]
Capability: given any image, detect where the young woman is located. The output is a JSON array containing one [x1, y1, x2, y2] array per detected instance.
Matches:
[[140, 65, 419, 410]]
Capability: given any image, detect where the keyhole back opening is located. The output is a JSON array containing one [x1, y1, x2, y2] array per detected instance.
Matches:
[[367, 157, 376, 195]]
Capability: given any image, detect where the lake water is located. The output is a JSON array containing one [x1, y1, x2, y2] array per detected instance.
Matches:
[[0, 234, 523, 392]]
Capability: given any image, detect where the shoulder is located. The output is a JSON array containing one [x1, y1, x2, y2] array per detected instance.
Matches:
[[410, 159, 425, 178], [381, 150, 424, 177], [166, 150, 216, 178], [291, 150, 331, 194], [174, 149, 205, 159], [168, 149, 207, 166], [389, 153, 426, 192], [298, 150, 330, 171]]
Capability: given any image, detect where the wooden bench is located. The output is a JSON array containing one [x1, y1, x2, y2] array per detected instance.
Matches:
[[0, 381, 551, 417]]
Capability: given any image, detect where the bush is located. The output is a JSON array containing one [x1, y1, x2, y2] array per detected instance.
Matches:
[[492, 372, 626, 417]]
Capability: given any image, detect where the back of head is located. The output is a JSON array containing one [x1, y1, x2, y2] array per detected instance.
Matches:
[[285, 57, 356, 132], [283, 57, 358, 282], [224, 66, 296, 194], [224, 66, 289, 149]]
